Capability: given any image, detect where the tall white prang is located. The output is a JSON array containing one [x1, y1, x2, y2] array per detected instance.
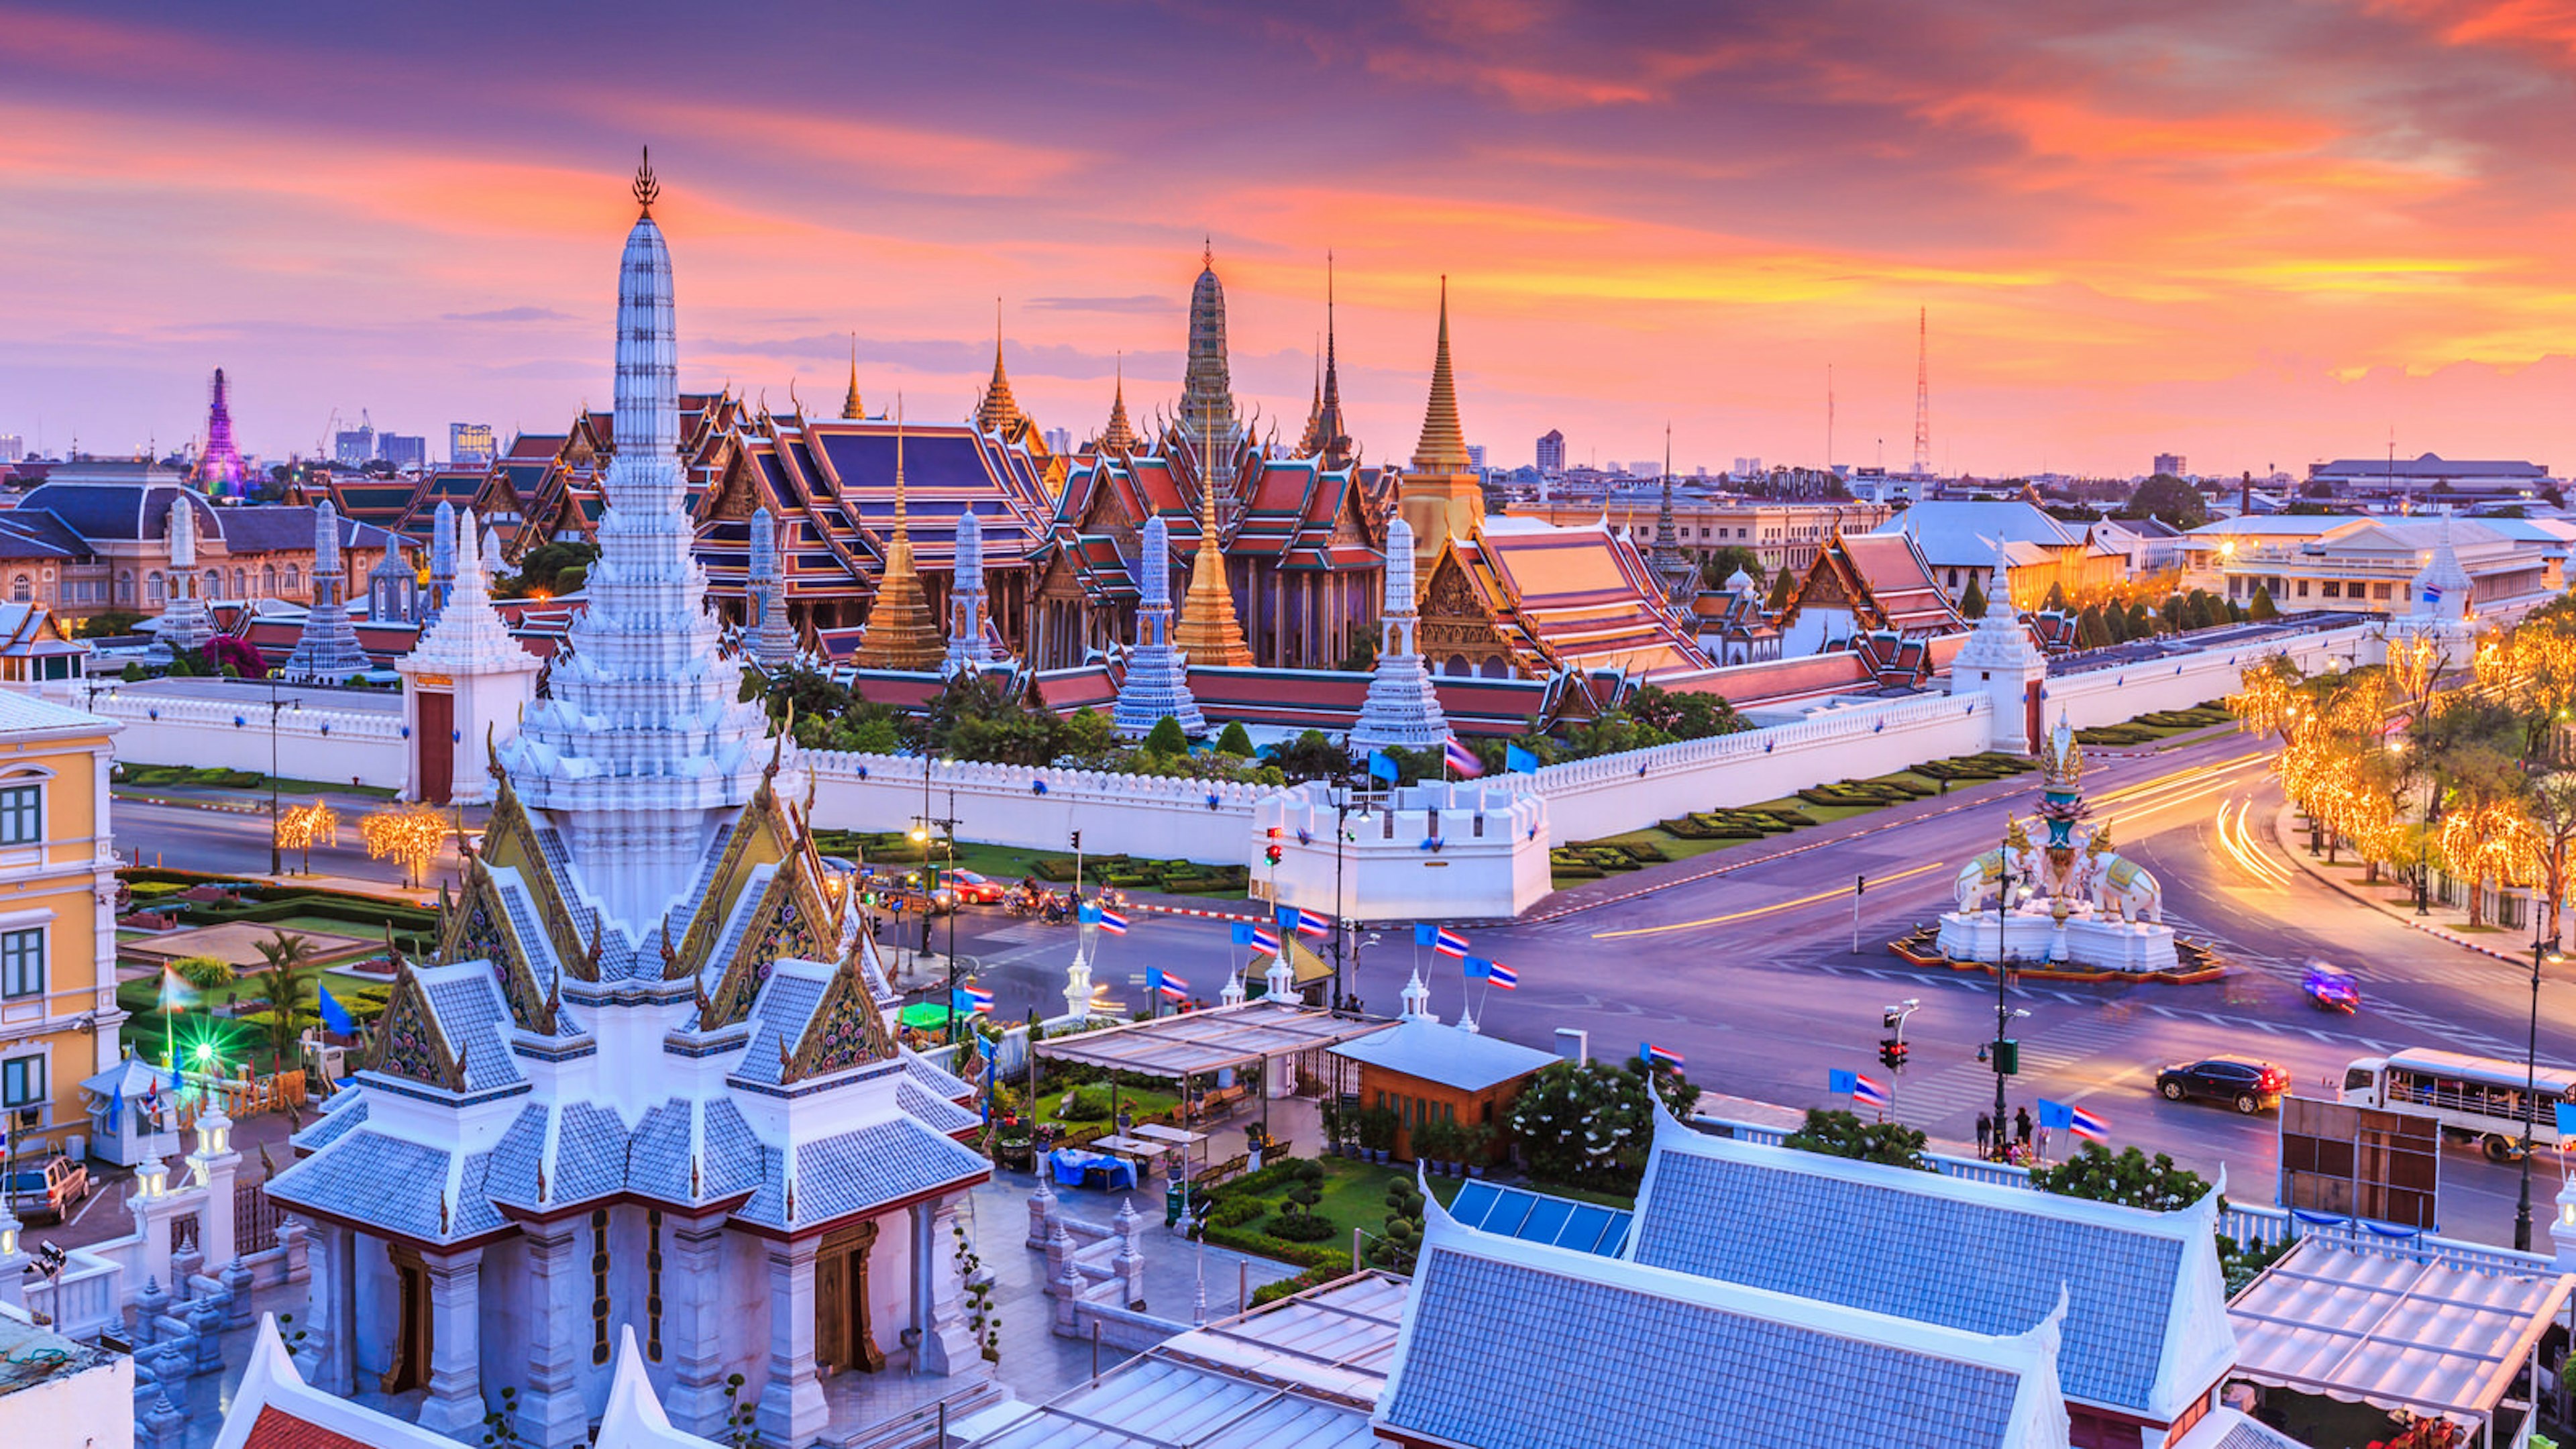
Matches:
[[1111, 513, 1204, 737], [280, 500, 370, 683], [495, 173, 771, 936], [1348, 514, 1450, 751], [156, 490, 216, 654], [745, 506, 798, 671], [943, 508, 1001, 674]]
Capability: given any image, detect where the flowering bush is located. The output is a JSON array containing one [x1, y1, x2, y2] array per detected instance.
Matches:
[[1505, 1061, 1699, 1189]]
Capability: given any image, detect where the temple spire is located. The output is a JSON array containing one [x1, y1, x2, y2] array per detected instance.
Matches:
[[1314, 252, 1350, 468], [1648, 422, 1693, 604], [977, 298, 1020, 434], [1101, 353, 1138, 454], [1112, 513, 1204, 736], [1181, 250, 1238, 458], [633, 146, 659, 218], [1411, 276, 1470, 474], [1171, 376, 1254, 668], [856, 396, 943, 671], [1349, 514, 1450, 751], [840, 333, 863, 420]]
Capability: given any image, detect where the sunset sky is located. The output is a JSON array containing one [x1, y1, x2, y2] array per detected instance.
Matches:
[[8, 1, 2576, 478]]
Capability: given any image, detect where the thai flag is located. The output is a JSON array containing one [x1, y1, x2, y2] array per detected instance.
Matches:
[[2070, 1105, 2109, 1143], [961, 987, 994, 1014], [1444, 736, 1483, 777], [1433, 928, 1470, 959], [1642, 1042, 1685, 1070], [1292, 908, 1330, 938], [1155, 970, 1189, 1002], [1852, 1074, 1891, 1109], [2423, 584, 2445, 604], [1249, 926, 1280, 956], [1096, 908, 1130, 936], [1486, 962, 1519, 989]]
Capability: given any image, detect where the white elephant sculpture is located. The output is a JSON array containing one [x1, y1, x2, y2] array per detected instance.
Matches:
[[2090, 853, 2163, 924], [1954, 845, 2038, 914]]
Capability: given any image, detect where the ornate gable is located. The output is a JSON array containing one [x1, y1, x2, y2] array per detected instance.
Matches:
[[441, 865, 553, 1033], [701, 855, 835, 1029], [702, 450, 764, 523], [1417, 545, 1522, 671], [674, 778, 798, 978], [780, 959, 898, 1083], [368, 963, 464, 1091], [470, 775, 594, 982]]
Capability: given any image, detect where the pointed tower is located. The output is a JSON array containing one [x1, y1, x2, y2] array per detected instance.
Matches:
[[156, 492, 216, 653], [840, 333, 864, 420], [199, 368, 246, 490], [425, 500, 458, 623], [490, 152, 776, 932], [975, 301, 1020, 435], [1172, 438, 1254, 669], [1111, 513, 1205, 737], [1947, 535, 2045, 754], [854, 403, 944, 672], [1648, 426, 1695, 604], [1298, 344, 1324, 458], [1180, 247, 1240, 459], [2402, 508, 2477, 657], [399, 510, 541, 806], [1313, 254, 1352, 469], [1399, 277, 1485, 559], [943, 509, 1001, 674], [1099, 356, 1139, 455], [746, 506, 798, 670], [281, 500, 370, 682], [1348, 515, 1451, 751]]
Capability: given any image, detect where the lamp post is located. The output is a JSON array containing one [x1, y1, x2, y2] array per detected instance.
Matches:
[[2516, 926, 2563, 1252], [912, 760, 961, 1044], [265, 674, 300, 877]]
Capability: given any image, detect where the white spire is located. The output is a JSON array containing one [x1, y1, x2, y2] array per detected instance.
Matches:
[[1112, 512, 1205, 736], [156, 492, 215, 653], [944, 508, 1001, 673], [280, 499, 368, 682], [428, 500, 458, 621], [495, 171, 772, 936], [1350, 514, 1451, 751], [1400, 968, 1434, 1022], [747, 506, 796, 669]]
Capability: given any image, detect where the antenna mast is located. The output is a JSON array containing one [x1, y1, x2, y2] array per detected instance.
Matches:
[[1911, 307, 1930, 476]]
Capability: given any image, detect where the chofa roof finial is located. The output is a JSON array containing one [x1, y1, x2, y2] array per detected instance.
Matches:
[[634, 146, 660, 217]]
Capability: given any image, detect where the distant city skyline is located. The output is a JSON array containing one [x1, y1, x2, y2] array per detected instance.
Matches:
[[6, 4, 2576, 478]]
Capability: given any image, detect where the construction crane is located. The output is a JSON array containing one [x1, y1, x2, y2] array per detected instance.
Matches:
[[1911, 307, 1931, 478]]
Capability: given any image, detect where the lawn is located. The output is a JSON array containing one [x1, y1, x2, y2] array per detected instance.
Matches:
[[1031, 1081, 1181, 1129], [1222, 1157, 1633, 1249]]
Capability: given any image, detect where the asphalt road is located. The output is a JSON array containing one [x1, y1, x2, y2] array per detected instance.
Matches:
[[932, 729, 2576, 1248], [113, 734, 2576, 1246]]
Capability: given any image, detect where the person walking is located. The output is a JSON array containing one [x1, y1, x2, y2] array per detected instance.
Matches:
[[2015, 1106, 2033, 1148], [1976, 1112, 1993, 1159]]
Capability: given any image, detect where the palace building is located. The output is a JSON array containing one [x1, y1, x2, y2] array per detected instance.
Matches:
[[261, 161, 992, 1449]]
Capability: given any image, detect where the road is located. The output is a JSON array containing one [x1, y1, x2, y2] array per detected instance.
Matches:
[[932, 729, 2576, 1248], [113, 733, 2576, 1246]]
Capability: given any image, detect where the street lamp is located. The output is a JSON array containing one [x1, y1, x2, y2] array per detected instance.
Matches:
[[265, 674, 300, 876], [2516, 927, 2565, 1252], [1986, 833, 2026, 1160], [913, 759, 961, 1044]]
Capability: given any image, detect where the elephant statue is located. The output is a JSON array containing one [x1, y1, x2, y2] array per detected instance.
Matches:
[[2090, 853, 2163, 924], [1953, 844, 2039, 914]]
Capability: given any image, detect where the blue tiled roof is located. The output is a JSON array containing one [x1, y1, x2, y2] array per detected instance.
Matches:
[[737, 1118, 985, 1228], [1381, 1249, 2025, 1449], [1629, 1148, 2180, 1413], [733, 971, 827, 1088], [553, 1102, 628, 1202], [627, 1100, 691, 1200], [269, 1131, 453, 1240], [482, 1104, 549, 1208], [423, 972, 523, 1089], [701, 1098, 764, 1197], [901, 1050, 974, 1101], [290, 1097, 368, 1152], [898, 1080, 980, 1136]]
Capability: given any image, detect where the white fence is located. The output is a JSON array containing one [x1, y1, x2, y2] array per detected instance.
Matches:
[[95, 689, 409, 790], [2039, 621, 2378, 732], [805, 751, 1267, 865]]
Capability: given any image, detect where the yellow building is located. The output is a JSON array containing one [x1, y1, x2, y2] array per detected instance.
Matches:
[[0, 694, 122, 1162]]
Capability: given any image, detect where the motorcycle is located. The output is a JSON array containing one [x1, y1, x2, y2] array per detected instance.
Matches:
[[1041, 892, 1072, 926], [2304, 964, 2361, 1014]]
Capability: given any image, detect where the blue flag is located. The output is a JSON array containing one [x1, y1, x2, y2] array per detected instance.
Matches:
[[110, 1081, 123, 1130], [1462, 956, 1494, 981], [1827, 1069, 1857, 1095], [1230, 922, 1256, 947], [317, 985, 356, 1036], [2037, 1100, 2074, 1132], [1366, 750, 1399, 783], [2556, 1102, 2576, 1139], [1414, 924, 1438, 947], [1277, 905, 1300, 936], [1506, 743, 1540, 773], [1077, 902, 1101, 925]]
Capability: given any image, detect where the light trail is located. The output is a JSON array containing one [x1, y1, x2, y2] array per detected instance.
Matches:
[[1591, 859, 1950, 939]]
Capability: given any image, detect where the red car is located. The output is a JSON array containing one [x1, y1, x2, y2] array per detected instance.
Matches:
[[945, 869, 1008, 906]]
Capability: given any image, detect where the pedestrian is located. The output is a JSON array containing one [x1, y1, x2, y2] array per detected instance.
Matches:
[[2036, 1123, 2051, 1162], [2015, 1106, 2033, 1146], [1976, 1112, 1993, 1157]]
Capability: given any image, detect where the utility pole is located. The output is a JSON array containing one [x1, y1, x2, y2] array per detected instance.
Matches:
[[1878, 999, 1919, 1119], [1912, 306, 1931, 478], [1851, 873, 1865, 955]]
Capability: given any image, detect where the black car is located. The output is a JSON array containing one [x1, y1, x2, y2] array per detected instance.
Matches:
[[2155, 1056, 2288, 1114]]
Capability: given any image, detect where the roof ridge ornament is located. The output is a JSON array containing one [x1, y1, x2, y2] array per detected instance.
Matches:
[[633, 146, 659, 217]]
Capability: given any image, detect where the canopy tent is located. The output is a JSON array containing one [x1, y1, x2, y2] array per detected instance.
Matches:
[[1033, 999, 1390, 1080], [898, 1001, 957, 1030], [2228, 1240, 2574, 1442]]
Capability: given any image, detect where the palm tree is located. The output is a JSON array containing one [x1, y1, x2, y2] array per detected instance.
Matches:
[[248, 930, 315, 1072]]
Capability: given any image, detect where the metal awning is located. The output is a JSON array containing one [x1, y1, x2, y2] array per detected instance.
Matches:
[[2228, 1240, 2575, 1429], [1034, 999, 1393, 1079]]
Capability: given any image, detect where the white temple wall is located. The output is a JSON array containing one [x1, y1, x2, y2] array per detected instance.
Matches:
[[480, 1235, 535, 1412], [871, 1205, 915, 1367], [352, 1234, 399, 1386], [803, 751, 1263, 865], [2036, 621, 2378, 732], [1253, 782, 1550, 922], [715, 1230, 772, 1400], [93, 691, 407, 788]]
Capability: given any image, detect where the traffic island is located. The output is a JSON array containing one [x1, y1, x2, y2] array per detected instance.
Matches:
[[1885, 924, 2226, 984]]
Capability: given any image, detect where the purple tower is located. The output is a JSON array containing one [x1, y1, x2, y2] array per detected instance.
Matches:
[[199, 368, 246, 492]]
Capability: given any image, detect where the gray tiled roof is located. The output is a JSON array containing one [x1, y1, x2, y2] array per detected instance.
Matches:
[[701, 1098, 764, 1197], [733, 972, 828, 1087], [268, 1131, 453, 1240], [898, 1080, 981, 1136], [482, 1104, 549, 1208], [1381, 1250, 2024, 1449], [553, 1102, 629, 1202], [422, 972, 523, 1089], [2214, 1417, 2310, 1449], [291, 1097, 368, 1152], [452, 1151, 506, 1236], [901, 1051, 974, 1101], [737, 1118, 985, 1229], [1630, 1150, 2179, 1413], [627, 1100, 692, 1201]]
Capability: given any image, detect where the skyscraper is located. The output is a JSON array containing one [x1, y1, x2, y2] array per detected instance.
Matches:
[[1536, 429, 1564, 474], [333, 424, 375, 468], [380, 433, 427, 470]]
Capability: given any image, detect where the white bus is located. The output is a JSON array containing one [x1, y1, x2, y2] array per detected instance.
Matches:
[[2337, 1048, 2576, 1161]]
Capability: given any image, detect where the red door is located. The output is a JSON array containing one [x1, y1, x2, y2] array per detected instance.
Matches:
[[417, 690, 454, 805]]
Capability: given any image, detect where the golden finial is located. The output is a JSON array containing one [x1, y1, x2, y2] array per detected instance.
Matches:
[[1202, 236, 1213, 270], [841, 333, 863, 420], [633, 146, 660, 217]]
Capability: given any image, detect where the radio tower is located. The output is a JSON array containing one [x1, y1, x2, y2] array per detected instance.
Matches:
[[1911, 307, 1931, 477]]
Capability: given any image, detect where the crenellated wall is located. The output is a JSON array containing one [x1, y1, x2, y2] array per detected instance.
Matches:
[[802, 751, 1271, 864], [94, 687, 409, 790]]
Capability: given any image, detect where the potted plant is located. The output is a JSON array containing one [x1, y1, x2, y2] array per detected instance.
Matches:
[[1413, 1117, 1456, 1176], [1322, 1096, 1350, 1158], [1358, 1107, 1396, 1165], [1460, 1124, 1494, 1178]]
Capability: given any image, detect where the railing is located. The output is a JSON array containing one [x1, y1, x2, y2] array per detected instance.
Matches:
[[236, 1179, 285, 1258], [24, 1249, 123, 1340]]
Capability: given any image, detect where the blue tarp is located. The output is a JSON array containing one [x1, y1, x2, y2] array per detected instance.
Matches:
[[1048, 1148, 1137, 1191]]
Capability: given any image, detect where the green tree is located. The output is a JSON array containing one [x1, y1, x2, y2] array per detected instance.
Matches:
[[1337, 631, 1378, 673], [1766, 569, 1796, 610], [1625, 686, 1748, 742], [1061, 706, 1116, 761], [2249, 584, 2279, 621], [2077, 602, 2108, 647], [2042, 580, 2069, 612], [2126, 600, 2154, 639], [1701, 546, 1765, 592], [1505, 1060, 1698, 1188], [1958, 571, 1988, 620], [173, 957, 236, 993], [1783, 1108, 1931, 1169], [1142, 715, 1191, 757], [2122, 474, 2210, 529], [2030, 1143, 2208, 1210], [494, 541, 598, 600], [1214, 721, 1256, 757], [1269, 730, 1346, 782]]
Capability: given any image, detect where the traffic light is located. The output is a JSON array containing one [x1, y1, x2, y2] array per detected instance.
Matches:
[[1878, 1037, 1909, 1070], [1265, 844, 1283, 865], [1069, 829, 1082, 851], [1992, 1038, 2021, 1075]]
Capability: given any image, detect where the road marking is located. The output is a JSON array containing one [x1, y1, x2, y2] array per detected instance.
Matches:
[[1589, 859, 1950, 939]]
